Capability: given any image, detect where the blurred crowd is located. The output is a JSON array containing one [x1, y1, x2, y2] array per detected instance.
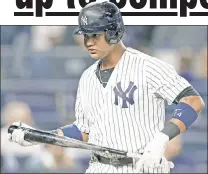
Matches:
[[1, 26, 207, 173]]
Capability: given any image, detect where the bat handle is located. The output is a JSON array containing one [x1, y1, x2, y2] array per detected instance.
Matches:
[[127, 152, 142, 159], [8, 125, 19, 134]]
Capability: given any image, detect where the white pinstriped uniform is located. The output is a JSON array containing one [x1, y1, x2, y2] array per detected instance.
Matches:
[[74, 47, 191, 173]]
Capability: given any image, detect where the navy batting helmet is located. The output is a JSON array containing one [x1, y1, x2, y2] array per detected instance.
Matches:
[[73, 1, 124, 44]]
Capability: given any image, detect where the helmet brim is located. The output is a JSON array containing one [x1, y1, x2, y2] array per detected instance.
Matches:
[[73, 28, 95, 35], [73, 28, 83, 35], [73, 27, 105, 35]]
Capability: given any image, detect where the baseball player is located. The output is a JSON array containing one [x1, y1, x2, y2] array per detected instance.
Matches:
[[8, 1, 205, 173]]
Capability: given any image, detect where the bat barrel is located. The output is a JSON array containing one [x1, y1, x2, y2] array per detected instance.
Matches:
[[8, 125, 129, 157], [8, 125, 57, 144]]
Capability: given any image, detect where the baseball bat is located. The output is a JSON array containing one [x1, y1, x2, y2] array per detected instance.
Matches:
[[8, 125, 140, 159]]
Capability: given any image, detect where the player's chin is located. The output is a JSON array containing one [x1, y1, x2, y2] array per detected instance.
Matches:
[[89, 53, 102, 60]]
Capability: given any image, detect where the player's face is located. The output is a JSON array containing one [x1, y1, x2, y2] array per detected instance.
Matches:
[[84, 32, 113, 59]]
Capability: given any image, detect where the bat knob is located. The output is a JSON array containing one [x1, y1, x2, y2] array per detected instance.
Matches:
[[8, 125, 19, 134]]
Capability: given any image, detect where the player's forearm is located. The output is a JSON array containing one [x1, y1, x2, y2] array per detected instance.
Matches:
[[56, 128, 89, 142], [161, 95, 205, 140], [51, 124, 89, 142], [171, 95, 204, 133]]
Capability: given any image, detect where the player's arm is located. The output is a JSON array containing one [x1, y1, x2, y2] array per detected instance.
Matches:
[[49, 80, 90, 142], [161, 86, 205, 140], [145, 59, 205, 140], [55, 127, 89, 142], [135, 59, 205, 171]]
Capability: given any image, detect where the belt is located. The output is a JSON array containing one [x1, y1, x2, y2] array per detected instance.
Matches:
[[92, 153, 133, 167]]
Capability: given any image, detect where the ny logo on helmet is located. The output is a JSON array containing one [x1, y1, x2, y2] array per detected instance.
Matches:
[[81, 16, 88, 25]]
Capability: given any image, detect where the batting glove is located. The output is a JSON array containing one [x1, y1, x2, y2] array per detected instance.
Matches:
[[140, 157, 174, 173], [8, 121, 38, 146], [135, 132, 170, 171]]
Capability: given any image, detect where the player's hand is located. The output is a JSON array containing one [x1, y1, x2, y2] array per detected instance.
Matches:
[[135, 132, 169, 170], [8, 121, 38, 146], [136, 157, 174, 173]]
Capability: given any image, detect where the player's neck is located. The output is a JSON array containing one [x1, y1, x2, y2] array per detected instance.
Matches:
[[101, 42, 126, 70]]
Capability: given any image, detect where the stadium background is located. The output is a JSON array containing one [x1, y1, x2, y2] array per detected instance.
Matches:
[[1, 26, 207, 173]]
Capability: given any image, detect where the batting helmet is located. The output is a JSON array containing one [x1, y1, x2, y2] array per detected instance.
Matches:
[[73, 1, 124, 44]]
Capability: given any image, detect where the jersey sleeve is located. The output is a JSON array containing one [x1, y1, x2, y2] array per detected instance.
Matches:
[[73, 82, 91, 134], [145, 58, 191, 105]]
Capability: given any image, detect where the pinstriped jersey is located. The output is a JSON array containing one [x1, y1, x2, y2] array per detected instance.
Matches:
[[74, 47, 191, 158]]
